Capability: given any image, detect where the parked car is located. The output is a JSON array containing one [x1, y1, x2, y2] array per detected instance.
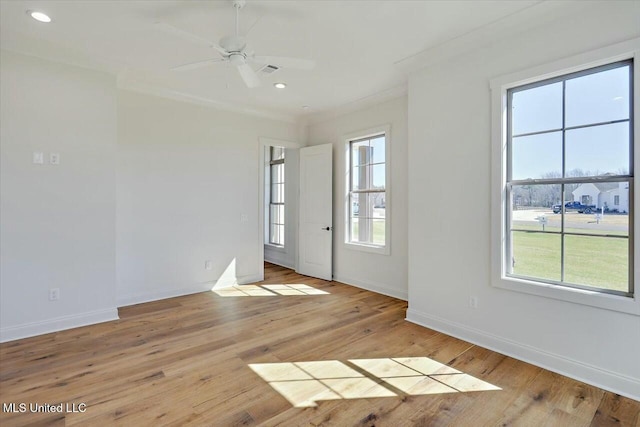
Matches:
[[552, 201, 597, 214]]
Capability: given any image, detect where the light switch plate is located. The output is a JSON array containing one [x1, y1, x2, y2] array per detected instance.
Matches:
[[33, 152, 44, 164]]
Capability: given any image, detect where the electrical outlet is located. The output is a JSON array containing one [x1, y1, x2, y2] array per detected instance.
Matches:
[[205, 260, 213, 270], [469, 296, 478, 309], [49, 288, 60, 301], [49, 152, 60, 165], [33, 152, 44, 164]]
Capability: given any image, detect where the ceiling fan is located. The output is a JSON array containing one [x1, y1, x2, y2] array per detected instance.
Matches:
[[157, 0, 315, 88]]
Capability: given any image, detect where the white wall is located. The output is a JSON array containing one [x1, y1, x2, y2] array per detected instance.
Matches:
[[117, 90, 298, 306], [264, 146, 300, 270], [0, 51, 118, 341], [307, 96, 408, 300], [407, 2, 640, 399]]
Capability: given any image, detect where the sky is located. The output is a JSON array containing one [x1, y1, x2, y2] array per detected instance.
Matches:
[[352, 135, 386, 188], [510, 64, 630, 181]]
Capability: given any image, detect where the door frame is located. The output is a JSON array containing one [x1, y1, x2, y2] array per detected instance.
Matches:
[[258, 137, 303, 281]]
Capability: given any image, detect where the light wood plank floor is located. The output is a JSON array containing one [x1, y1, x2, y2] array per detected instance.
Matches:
[[1, 263, 638, 426]]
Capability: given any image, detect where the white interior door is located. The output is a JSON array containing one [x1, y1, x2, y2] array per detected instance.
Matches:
[[298, 143, 332, 280]]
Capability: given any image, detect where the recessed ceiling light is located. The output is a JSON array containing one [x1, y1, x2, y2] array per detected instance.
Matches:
[[274, 83, 287, 89], [28, 10, 52, 23], [302, 105, 310, 110]]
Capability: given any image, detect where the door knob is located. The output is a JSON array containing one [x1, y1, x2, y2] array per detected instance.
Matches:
[[322, 226, 332, 231]]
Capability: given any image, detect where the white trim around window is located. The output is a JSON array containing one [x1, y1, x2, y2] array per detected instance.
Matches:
[[490, 38, 640, 315], [343, 124, 391, 255]]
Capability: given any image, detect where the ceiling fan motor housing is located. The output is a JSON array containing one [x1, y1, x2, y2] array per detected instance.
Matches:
[[220, 35, 247, 53], [229, 53, 246, 66]]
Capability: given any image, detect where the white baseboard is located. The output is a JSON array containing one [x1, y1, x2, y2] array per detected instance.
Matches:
[[238, 273, 264, 285], [118, 274, 264, 307], [405, 308, 640, 401], [263, 258, 295, 270], [264, 252, 295, 270], [117, 284, 211, 307], [334, 274, 408, 301], [0, 308, 119, 343]]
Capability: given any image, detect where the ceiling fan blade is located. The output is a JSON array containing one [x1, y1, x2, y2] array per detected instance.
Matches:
[[171, 58, 226, 71], [249, 55, 316, 70], [154, 22, 228, 56], [237, 63, 261, 88]]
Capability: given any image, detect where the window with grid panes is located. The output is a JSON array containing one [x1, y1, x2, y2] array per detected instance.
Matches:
[[347, 134, 387, 248], [506, 60, 633, 296], [269, 146, 285, 246]]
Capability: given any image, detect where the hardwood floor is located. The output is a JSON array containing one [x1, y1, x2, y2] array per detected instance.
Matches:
[[1, 263, 638, 426]]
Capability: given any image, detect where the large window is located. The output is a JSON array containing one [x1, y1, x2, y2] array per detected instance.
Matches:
[[268, 146, 285, 246], [346, 131, 388, 252], [506, 60, 633, 296]]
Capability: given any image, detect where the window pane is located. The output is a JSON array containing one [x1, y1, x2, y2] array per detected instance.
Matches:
[[268, 224, 276, 245], [351, 216, 373, 244], [270, 224, 284, 246], [511, 82, 562, 135], [510, 184, 561, 216], [565, 122, 629, 176], [270, 204, 284, 225], [277, 225, 284, 245], [269, 224, 276, 243], [566, 179, 629, 229], [510, 231, 561, 281], [511, 132, 562, 180], [373, 192, 386, 217], [372, 219, 385, 245], [371, 164, 385, 189], [271, 146, 285, 160], [351, 192, 384, 219], [350, 194, 361, 217], [352, 141, 370, 167], [352, 166, 367, 190], [271, 183, 284, 203], [350, 217, 360, 242], [271, 163, 284, 184], [565, 65, 630, 127], [563, 209, 629, 237], [349, 192, 385, 246], [371, 136, 385, 164], [564, 235, 628, 292], [351, 193, 370, 217]]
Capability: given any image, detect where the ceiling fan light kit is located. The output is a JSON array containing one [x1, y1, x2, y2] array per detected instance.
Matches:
[[162, 0, 315, 88]]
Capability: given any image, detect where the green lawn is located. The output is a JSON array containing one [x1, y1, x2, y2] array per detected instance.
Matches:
[[351, 219, 385, 245], [511, 231, 628, 292], [512, 224, 627, 236]]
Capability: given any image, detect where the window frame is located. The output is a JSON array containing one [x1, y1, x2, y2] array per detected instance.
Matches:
[[343, 125, 391, 255], [490, 39, 640, 315], [505, 60, 633, 297]]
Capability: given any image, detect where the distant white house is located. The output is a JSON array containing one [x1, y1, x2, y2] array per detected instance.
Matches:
[[572, 182, 629, 213]]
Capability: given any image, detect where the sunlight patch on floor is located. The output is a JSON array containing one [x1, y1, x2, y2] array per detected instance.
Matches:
[[249, 357, 501, 407], [213, 283, 329, 297]]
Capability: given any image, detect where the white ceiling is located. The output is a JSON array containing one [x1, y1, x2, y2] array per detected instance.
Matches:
[[1, 0, 561, 122]]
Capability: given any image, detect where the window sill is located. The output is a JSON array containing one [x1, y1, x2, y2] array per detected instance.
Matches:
[[344, 241, 390, 255], [493, 275, 640, 316]]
